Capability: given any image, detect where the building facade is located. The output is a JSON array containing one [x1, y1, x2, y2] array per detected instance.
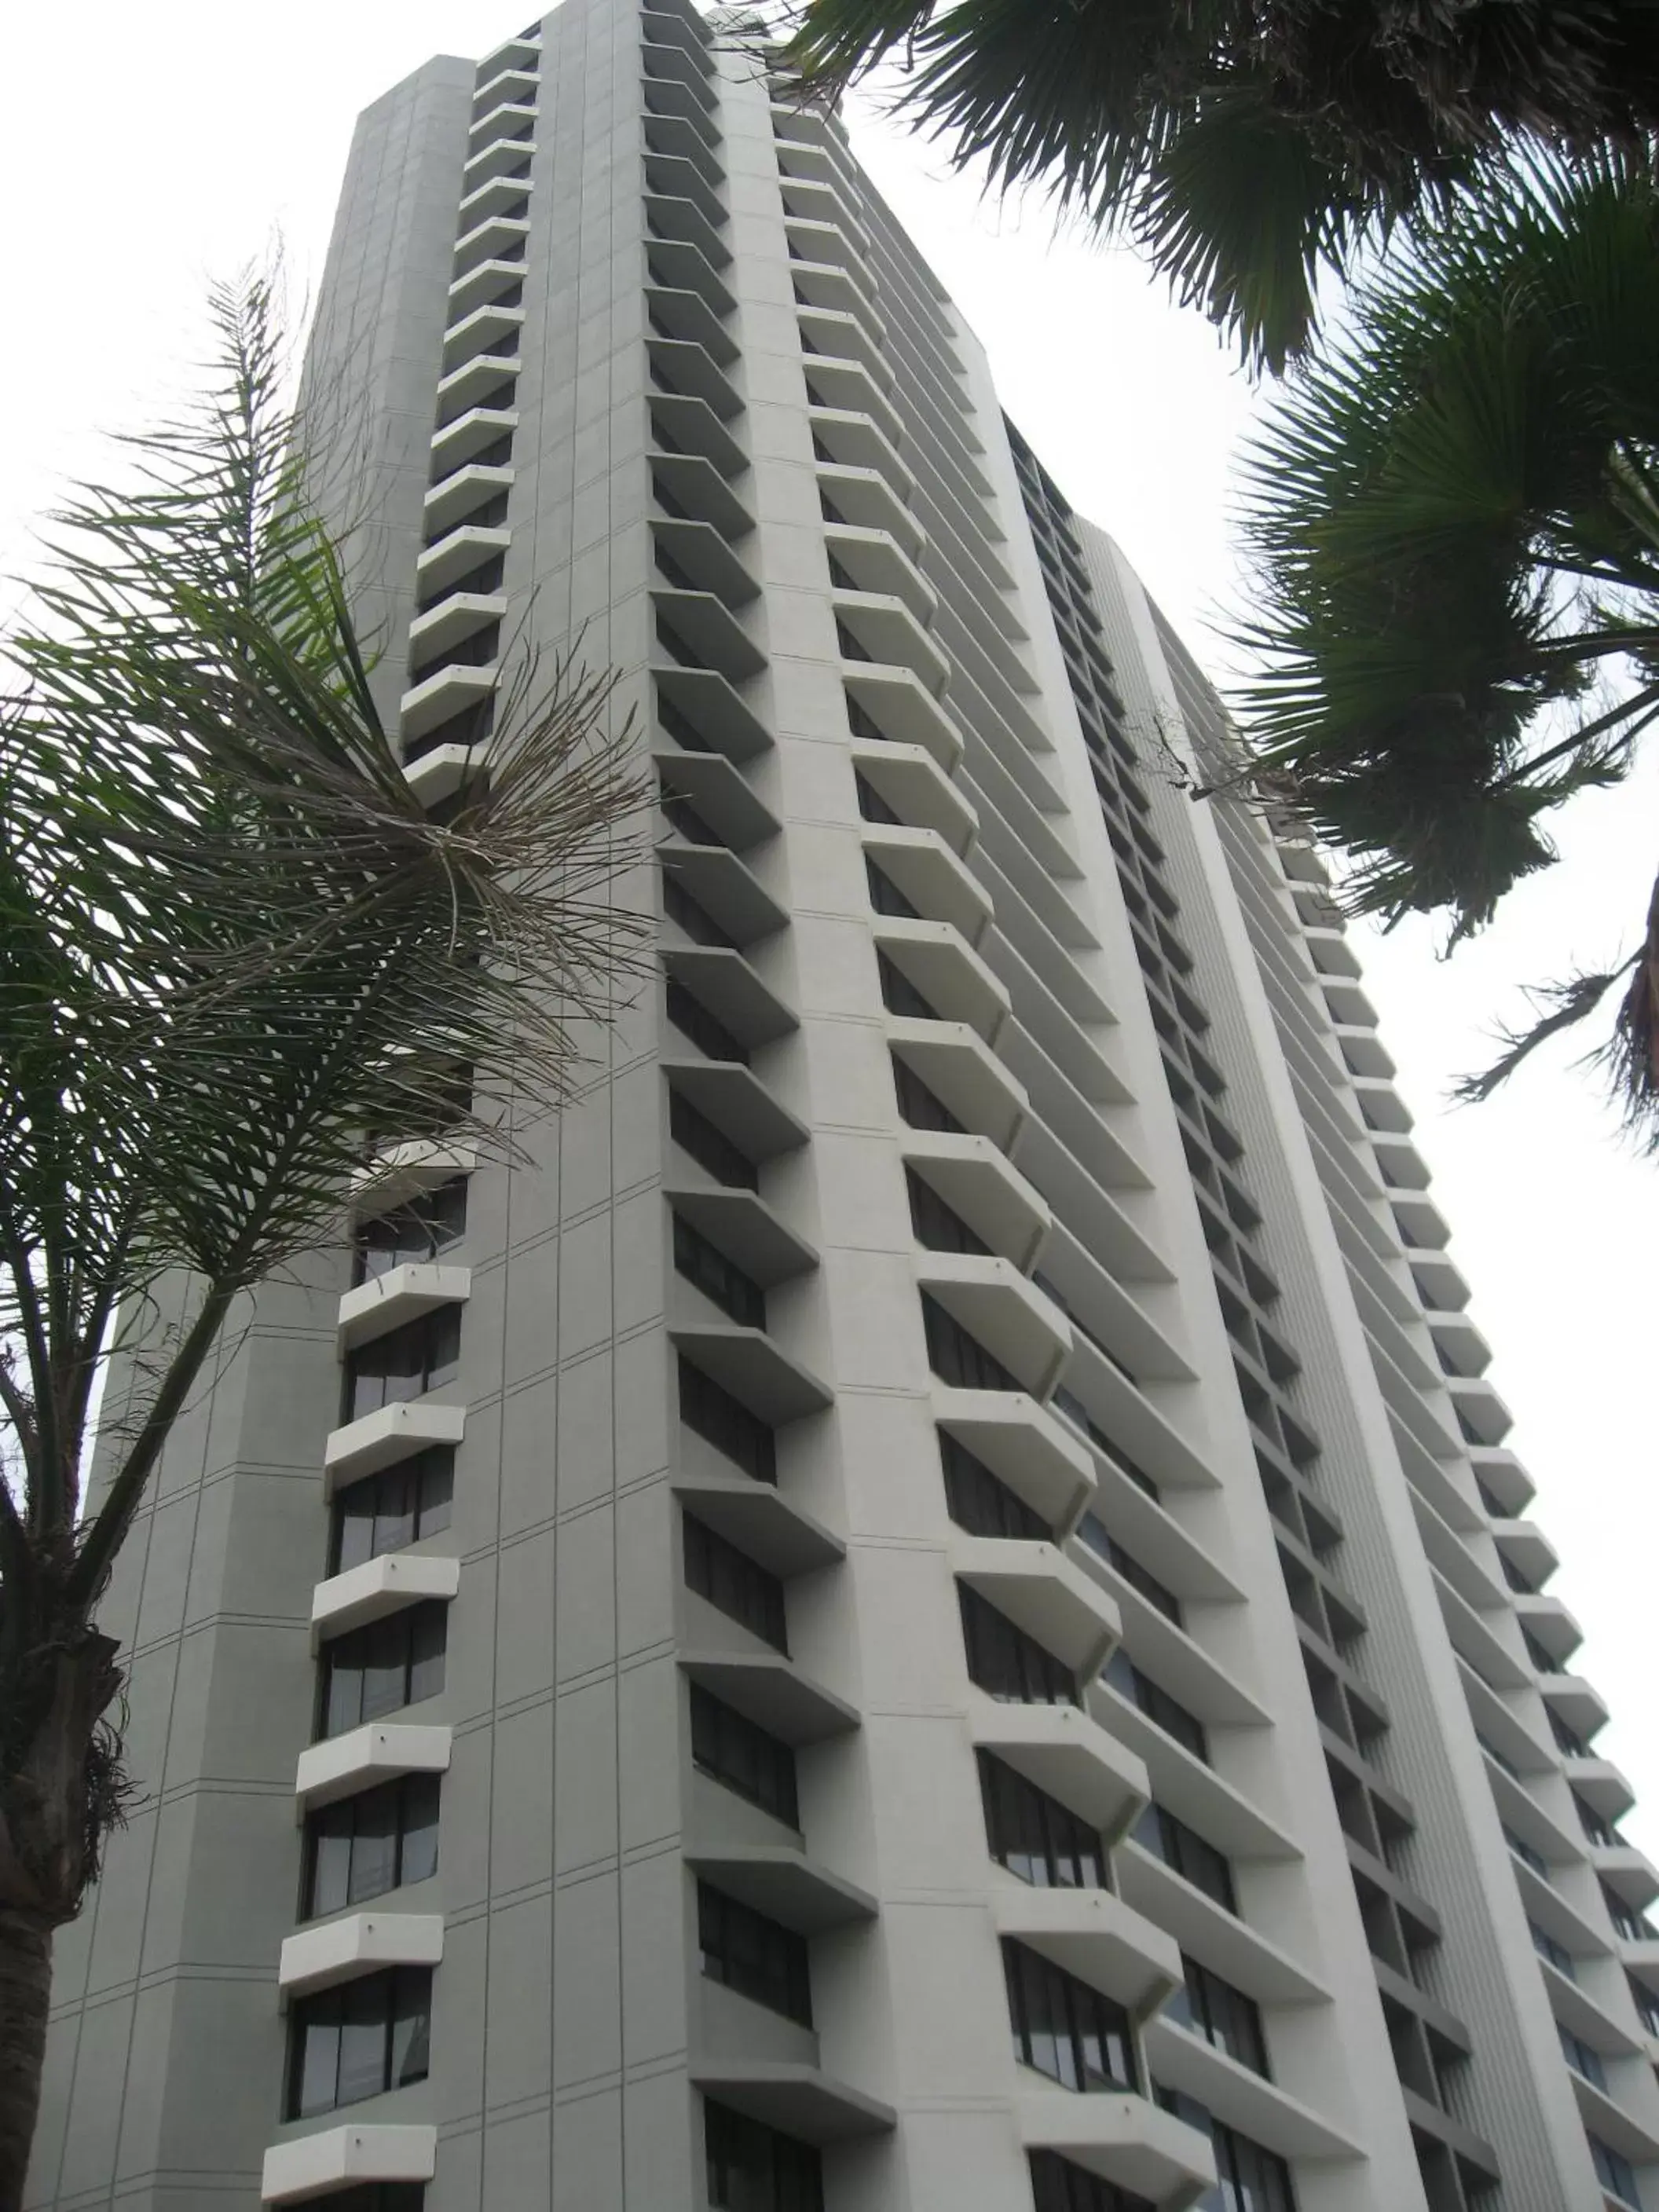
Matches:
[[29, 2, 1659, 2207]]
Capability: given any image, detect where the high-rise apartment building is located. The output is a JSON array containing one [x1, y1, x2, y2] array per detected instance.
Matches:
[[31, 2, 1659, 2207]]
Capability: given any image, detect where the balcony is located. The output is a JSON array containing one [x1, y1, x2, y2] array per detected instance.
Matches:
[[452, 210, 529, 279], [643, 64, 719, 135], [468, 97, 537, 152], [1016, 2088, 1216, 2209], [809, 406, 912, 500], [952, 1534, 1116, 1675], [350, 1141, 476, 1218], [663, 1060, 808, 1164], [936, 1389, 1092, 1527], [779, 174, 871, 255], [337, 1263, 470, 1351], [654, 517, 756, 607], [661, 848, 787, 951], [658, 744, 776, 845], [1491, 1515, 1558, 1588], [1515, 1591, 1582, 1666], [653, 462, 753, 553], [471, 64, 539, 116], [645, 149, 727, 235], [844, 665, 961, 770], [416, 519, 511, 599], [421, 458, 514, 541], [643, 5, 714, 66], [671, 1329, 831, 1429], [406, 587, 506, 663], [796, 302, 892, 386], [826, 522, 934, 623], [400, 661, 496, 746], [649, 333, 742, 419], [261, 2123, 437, 2206], [815, 460, 920, 557], [1467, 1445, 1533, 1517], [1566, 1756, 1639, 1826], [1540, 1670, 1611, 1744], [429, 401, 518, 478], [800, 353, 900, 446], [862, 822, 991, 943], [310, 1553, 460, 1652], [969, 1691, 1147, 1846], [1148, 2019, 1361, 2162], [441, 299, 526, 374], [674, 1455, 841, 1579], [920, 1251, 1071, 1396], [650, 389, 746, 476], [457, 170, 534, 232], [293, 1719, 452, 1814], [679, 1652, 859, 1747], [685, 1844, 874, 1940], [903, 1129, 1049, 1267], [324, 1400, 466, 1489], [688, 2060, 895, 2148], [434, 350, 521, 423], [641, 37, 718, 108], [888, 1016, 1027, 1148], [463, 132, 538, 192], [650, 586, 764, 684], [277, 1911, 444, 2004], [1118, 1845, 1328, 2007], [1093, 1681, 1297, 1863], [875, 915, 1009, 1041], [852, 737, 976, 853], [791, 258, 884, 343], [647, 234, 735, 317], [993, 1881, 1180, 2023], [644, 110, 725, 194], [654, 665, 770, 762], [404, 737, 493, 811]]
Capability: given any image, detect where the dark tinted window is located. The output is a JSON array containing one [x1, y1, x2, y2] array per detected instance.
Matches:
[[960, 1585, 1076, 1707], [877, 948, 939, 1020], [1028, 2150, 1155, 2212], [344, 1309, 461, 1422], [690, 1685, 799, 1826], [678, 1355, 776, 1482], [666, 977, 749, 1064], [923, 1295, 1020, 1393], [942, 1434, 1047, 1540], [674, 1213, 765, 1327], [305, 1773, 441, 1917], [1075, 1515, 1181, 1625], [331, 1450, 454, 1574], [353, 1179, 468, 1284], [286, 1967, 431, 2119], [893, 1057, 963, 1133], [320, 1603, 448, 1738], [908, 1169, 991, 1255], [698, 1881, 812, 2024], [979, 1752, 1106, 1889], [1003, 1939, 1136, 2093], [670, 1090, 758, 1189], [1132, 1801, 1236, 1913], [1104, 1646, 1207, 1763], [1173, 1954, 1269, 2075], [684, 1514, 787, 1651], [704, 2097, 823, 2212], [866, 857, 920, 918]]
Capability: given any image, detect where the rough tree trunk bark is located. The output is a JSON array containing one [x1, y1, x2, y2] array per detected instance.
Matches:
[[0, 1630, 123, 2212]]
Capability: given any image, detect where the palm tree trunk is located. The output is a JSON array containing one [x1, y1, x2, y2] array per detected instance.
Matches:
[[0, 1902, 53, 2212]]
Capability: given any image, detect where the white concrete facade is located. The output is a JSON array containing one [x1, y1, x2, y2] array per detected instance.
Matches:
[[27, 3, 1657, 2209]]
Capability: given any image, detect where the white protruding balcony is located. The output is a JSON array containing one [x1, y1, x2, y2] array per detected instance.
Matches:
[[400, 662, 497, 745], [310, 1552, 460, 1651], [430, 403, 518, 478], [1016, 2085, 1216, 2209], [969, 1693, 1147, 1844], [337, 1263, 471, 1351], [294, 1720, 452, 1813], [453, 210, 529, 278], [888, 1016, 1027, 1149], [992, 1880, 1181, 2022], [262, 2123, 437, 2205], [441, 299, 526, 375], [406, 589, 507, 663], [324, 1401, 466, 1489], [862, 823, 991, 945], [936, 1388, 1093, 1529], [950, 1533, 1115, 1676], [463, 124, 537, 189], [903, 1130, 1050, 1269], [421, 460, 515, 543], [350, 1141, 478, 1216], [876, 916, 1010, 1043], [808, 406, 911, 500], [277, 1912, 445, 2004], [844, 665, 962, 770], [416, 520, 512, 598], [851, 738, 976, 853], [448, 256, 528, 323], [404, 740, 493, 812]]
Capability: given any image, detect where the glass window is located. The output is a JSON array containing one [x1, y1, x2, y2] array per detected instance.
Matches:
[[866, 857, 921, 919], [978, 1752, 1107, 1890], [1558, 2021, 1607, 2089], [923, 1295, 1020, 1393], [1132, 1802, 1236, 1914], [1214, 2119, 1297, 2212], [877, 949, 939, 1021], [304, 1773, 441, 1918], [1174, 1954, 1269, 2076], [673, 1212, 766, 1328], [665, 976, 749, 1064], [353, 1179, 468, 1284], [286, 1968, 432, 2119], [684, 1513, 787, 1652], [698, 1881, 812, 2025], [670, 1090, 758, 1190], [664, 871, 740, 949], [1002, 1939, 1137, 2093], [319, 2189, 426, 2212], [704, 2097, 823, 2212], [343, 1309, 461, 1423], [1588, 2135, 1641, 2210], [319, 1602, 448, 1739], [960, 1585, 1077, 1707], [331, 1450, 454, 1575], [1528, 1919, 1576, 1981], [854, 771, 902, 826], [1103, 1646, 1207, 1763], [1028, 2151, 1155, 2212], [1075, 1516, 1181, 1624], [941, 1434, 1048, 1540], [1630, 1976, 1659, 2036], [892, 1057, 964, 1133], [907, 1170, 991, 1256], [690, 1685, 799, 1827], [677, 1355, 776, 1483]]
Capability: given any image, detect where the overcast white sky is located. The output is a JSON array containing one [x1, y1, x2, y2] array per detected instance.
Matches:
[[2, 4, 1652, 1851]]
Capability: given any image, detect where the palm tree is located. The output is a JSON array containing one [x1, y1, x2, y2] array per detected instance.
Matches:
[[0, 276, 646, 2196], [772, 0, 1659, 369], [1229, 157, 1659, 1130]]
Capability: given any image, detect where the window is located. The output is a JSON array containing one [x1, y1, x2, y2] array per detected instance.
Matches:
[[1028, 2151, 1155, 2212], [1604, 1884, 1657, 1942], [1589, 2133, 1642, 2209], [1558, 2021, 1607, 2089], [286, 1967, 431, 2119], [893, 1057, 964, 1133], [1173, 1954, 1269, 2076], [960, 1585, 1077, 1707], [1630, 1976, 1659, 2036], [670, 1090, 758, 1190], [704, 2097, 823, 2212], [664, 872, 739, 949], [1529, 1919, 1577, 1980], [1522, 1629, 1562, 1676], [690, 1685, 799, 1827], [684, 1513, 787, 1651], [304, 1774, 441, 1917], [866, 856, 920, 919], [1075, 1516, 1181, 1624], [1503, 1822, 1547, 1877], [666, 976, 749, 1064], [353, 1179, 468, 1284], [1214, 2119, 1297, 2212], [673, 1212, 765, 1327], [330, 1450, 454, 1575], [978, 1752, 1107, 1889], [923, 1294, 1020, 1393], [877, 948, 939, 1020], [1548, 1708, 1590, 1759], [319, 1603, 447, 1738], [907, 1170, 991, 1256], [1575, 1793, 1619, 1849], [343, 1309, 461, 1423], [698, 1881, 812, 2024], [317, 2190, 426, 2212], [678, 1355, 776, 1483], [855, 770, 901, 825], [1103, 1646, 1207, 1763], [1002, 1939, 1137, 2093], [1132, 1802, 1236, 1913], [942, 1434, 1047, 1540]]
